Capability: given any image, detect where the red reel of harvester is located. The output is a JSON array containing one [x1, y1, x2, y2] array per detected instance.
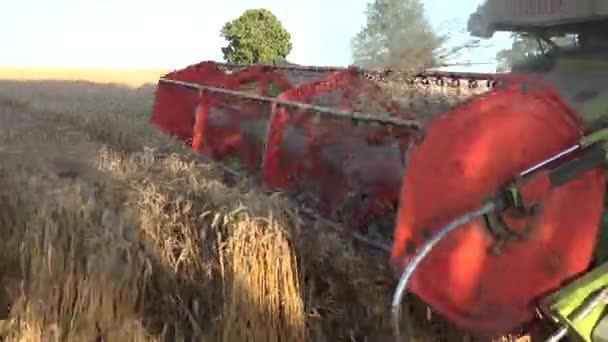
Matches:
[[391, 76, 606, 336], [262, 68, 415, 229]]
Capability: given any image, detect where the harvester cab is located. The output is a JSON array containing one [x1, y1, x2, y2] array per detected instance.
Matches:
[[390, 1, 608, 341], [468, 0, 608, 123]]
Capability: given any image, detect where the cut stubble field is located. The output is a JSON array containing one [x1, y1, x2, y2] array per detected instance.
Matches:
[[0, 68, 532, 341]]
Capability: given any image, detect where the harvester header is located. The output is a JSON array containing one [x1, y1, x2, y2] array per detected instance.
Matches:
[[151, 41, 608, 340]]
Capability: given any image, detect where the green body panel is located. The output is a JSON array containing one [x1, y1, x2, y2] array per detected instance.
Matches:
[[541, 262, 608, 341]]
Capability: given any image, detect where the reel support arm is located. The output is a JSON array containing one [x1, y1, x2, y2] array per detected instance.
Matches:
[[503, 128, 608, 212]]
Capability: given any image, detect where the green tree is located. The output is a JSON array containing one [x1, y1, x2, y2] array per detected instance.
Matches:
[[350, 0, 445, 70], [220, 9, 293, 64], [496, 33, 577, 70]]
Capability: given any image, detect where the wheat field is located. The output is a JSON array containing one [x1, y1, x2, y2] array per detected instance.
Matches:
[[0, 68, 539, 341], [0, 67, 168, 88]]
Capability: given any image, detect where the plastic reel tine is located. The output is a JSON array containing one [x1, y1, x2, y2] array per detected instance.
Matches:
[[311, 111, 322, 125]]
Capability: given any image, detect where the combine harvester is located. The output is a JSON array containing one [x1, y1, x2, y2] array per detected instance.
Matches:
[[151, 0, 608, 340]]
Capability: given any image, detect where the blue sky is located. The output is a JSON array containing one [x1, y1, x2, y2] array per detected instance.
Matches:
[[1, 0, 512, 72]]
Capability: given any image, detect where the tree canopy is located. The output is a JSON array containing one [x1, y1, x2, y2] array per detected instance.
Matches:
[[496, 33, 577, 71], [220, 9, 293, 64], [350, 0, 445, 70]]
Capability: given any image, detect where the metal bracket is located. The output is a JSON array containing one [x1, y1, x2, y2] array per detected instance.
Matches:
[[540, 262, 608, 342]]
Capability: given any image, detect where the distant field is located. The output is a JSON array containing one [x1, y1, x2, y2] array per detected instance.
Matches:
[[0, 67, 170, 87]]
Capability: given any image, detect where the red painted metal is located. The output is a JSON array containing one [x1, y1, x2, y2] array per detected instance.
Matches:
[[152, 61, 501, 146], [262, 68, 417, 230], [151, 62, 226, 142], [152, 62, 608, 337], [391, 76, 606, 336], [192, 65, 295, 170]]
